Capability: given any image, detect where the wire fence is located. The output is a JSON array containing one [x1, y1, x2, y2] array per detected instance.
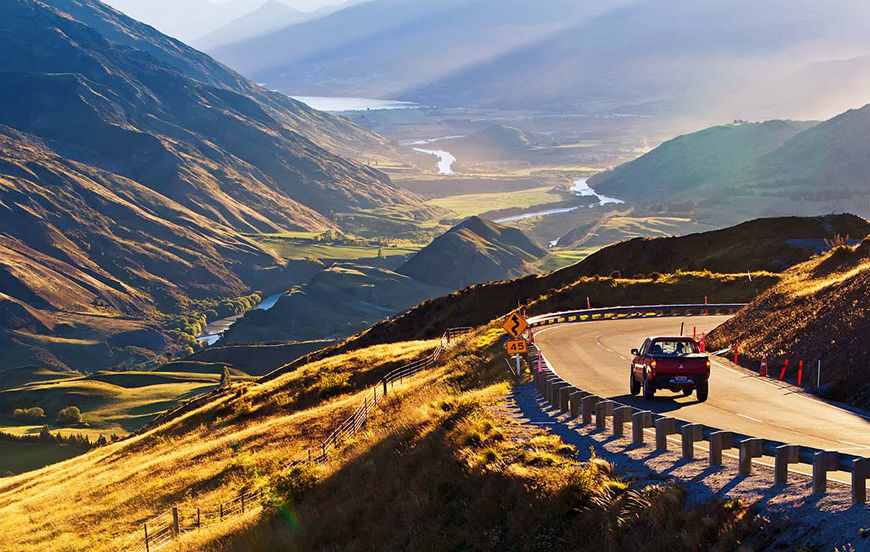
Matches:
[[116, 327, 472, 552]]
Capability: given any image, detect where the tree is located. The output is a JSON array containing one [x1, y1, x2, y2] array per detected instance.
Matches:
[[38, 425, 52, 442], [220, 366, 231, 387], [57, 406, 83, 425], [12, 407, 45, 422]]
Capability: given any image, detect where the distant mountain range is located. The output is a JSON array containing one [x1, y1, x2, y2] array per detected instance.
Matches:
[[0, 0, 425, 371], [209, 0, 870, 123]]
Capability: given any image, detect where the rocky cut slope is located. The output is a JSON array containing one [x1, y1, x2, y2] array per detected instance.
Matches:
[[708, 237, 870, 407]]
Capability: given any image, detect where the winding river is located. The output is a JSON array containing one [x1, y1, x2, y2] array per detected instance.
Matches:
[[494, 178, 623, 223], [196, 292, 283, 347]]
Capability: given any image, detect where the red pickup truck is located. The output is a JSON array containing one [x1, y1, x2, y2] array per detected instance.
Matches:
[[629, 336, 710, 402]]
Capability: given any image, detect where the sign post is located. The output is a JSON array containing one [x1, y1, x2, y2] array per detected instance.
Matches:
[[502, 313, 529, 377]]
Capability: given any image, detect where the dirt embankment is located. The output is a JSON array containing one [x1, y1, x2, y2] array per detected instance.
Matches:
[[709, 238, 870, 407]]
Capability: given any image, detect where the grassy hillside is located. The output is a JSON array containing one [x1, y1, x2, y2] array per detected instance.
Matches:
[[0, 330, 755, 551], [224, 217, 545, 344], [0, 0, 434, 372], [222, 263, 451, 344], [588, 120, 816, 200], [575, 214, 870, 275], [748, 103, 870, 198], [397, 216, 547, 289], [709, 237, 870, 407]]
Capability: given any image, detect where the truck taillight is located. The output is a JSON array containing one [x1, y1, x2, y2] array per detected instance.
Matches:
[[650, 359, 656, 376], [705, 359, 711, 377]]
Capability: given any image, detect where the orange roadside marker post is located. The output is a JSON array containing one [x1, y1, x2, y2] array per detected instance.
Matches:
[[699, 333, 706, 353], [779, 359, 789, 380], [760, 354, 768, 377], [798, 360, 803, 387]]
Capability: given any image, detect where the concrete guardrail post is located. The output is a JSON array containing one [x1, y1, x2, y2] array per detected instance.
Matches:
[[813, 451, 838, 494], [595, 400, 615, 430], [546, 380, 559, 405], [709, 431, 733, 466], [632, 410, 652, 444], [569, 391, 587, 419], [853, 457, 868, 505], [580, 396, 598, 425], [559, 386, 575, 413], [551, 382, 568, 408], [738, 438, 764, 474], [680, 423, 703, 458], [612, 406, 633, 436], [774, 445, 800, 485], [654, 417, 676, 451]]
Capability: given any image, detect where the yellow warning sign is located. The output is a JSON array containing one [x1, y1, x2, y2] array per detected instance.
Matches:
[[502, 312, 528, 338]]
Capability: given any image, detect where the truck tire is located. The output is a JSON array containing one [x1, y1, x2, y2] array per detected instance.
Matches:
[[696, 381, 709, 402], [630, 369, 640, 396], [681, 389, 692, 397], [643, 372, 655, 400]]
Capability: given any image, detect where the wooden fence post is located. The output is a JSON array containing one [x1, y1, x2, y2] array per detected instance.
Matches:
[[220, 503, 223, 520], [172, 507, 180, 536], [144, 523, 150, 552], [241, 493, 246, 514], [197, 507, 201, 529]]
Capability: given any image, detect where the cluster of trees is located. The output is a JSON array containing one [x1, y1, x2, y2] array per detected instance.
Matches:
[[164, 293, 262, 355], [12, 406, 83, 425], [0, 426, 118, 449]]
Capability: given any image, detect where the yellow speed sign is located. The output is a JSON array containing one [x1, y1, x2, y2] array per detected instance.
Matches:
[[505, 339, 528, 354]]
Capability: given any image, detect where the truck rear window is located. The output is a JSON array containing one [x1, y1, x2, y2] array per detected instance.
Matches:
[[649, 340, 698, 356]]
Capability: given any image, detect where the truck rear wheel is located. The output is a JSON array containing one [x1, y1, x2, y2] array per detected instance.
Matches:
[[696, 381, 709, 402], [630, 369, 641, 396], [642, 372, 655, 400]]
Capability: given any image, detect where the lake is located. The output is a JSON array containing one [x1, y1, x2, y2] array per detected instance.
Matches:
[[290, 96, 420, 112]]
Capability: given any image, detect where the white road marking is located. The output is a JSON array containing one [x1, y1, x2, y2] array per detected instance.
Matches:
[[838, 440, 870, 450], [737, 414, 763, 423], [712, 358, 870, 422], [540, 349, 853, 485]]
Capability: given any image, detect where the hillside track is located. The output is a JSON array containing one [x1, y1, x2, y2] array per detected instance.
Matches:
[[535, 316, 870, 459]]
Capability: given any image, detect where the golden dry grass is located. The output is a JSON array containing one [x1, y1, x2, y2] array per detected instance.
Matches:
[[0, 329, 754, 552], [0, 340, 436, 552]]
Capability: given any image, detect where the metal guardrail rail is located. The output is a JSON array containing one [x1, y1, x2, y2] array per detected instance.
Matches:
[[524, 306, 869, 506], [116, 327, 472, 551], [526, 303, 748, 327]]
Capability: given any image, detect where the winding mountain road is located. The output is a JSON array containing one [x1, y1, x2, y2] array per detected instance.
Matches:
[[534, 316, 870, 462]]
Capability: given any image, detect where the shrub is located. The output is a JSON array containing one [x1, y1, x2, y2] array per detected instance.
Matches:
[[57, 406, 83, 425], [12, 407, 46, 422]]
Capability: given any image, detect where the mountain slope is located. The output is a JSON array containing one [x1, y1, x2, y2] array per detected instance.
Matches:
[[709, 237, 870, 407], [587, 121, 816, 200], [211, 0, 870, 122], [0, 0, 427, 370], [195, 1, 309, 51], [397, 216, 547, 288], [40, 0, 408, 164], [209, 0, 618, 98], [747, 104, 870, 196], [404, 0, 870, 120], [222, 217, 544, 344]]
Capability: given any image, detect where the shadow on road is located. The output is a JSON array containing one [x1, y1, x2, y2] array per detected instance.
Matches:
[[605, 392, 702, 414]]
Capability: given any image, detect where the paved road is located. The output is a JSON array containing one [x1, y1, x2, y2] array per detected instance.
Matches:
[[535, 316, 870, 460]]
